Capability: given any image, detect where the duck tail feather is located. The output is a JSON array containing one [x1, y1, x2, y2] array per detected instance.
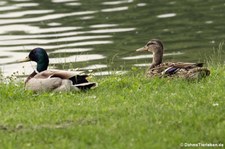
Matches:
[[69, 75, 89, 85], [74, 82, 97, 90], [187, 68, 210, 80], [196, 63, 204, 67]]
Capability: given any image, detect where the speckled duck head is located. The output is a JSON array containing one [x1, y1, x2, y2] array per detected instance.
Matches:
[[136, 39, 164, 68]]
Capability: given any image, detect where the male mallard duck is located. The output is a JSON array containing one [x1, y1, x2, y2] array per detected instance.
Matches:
[[136, 39, 210, 79], [18, 48, 97, 92]]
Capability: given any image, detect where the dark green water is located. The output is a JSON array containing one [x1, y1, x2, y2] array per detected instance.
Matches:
[[0, 0, 224, 76]]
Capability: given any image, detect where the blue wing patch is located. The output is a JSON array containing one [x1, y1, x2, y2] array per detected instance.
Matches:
[[162, 67, 179, 75]]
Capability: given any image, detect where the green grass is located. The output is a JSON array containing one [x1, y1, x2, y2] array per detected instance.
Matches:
[[0, 64, 225, 149]]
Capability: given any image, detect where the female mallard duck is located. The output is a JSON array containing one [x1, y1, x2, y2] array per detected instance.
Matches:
[[136, 39, 210, 79], [18, 48, 97, 92]]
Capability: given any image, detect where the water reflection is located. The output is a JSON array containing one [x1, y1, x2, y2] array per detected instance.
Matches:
[[1, 62, 37, 77], [0, 0, 224, 78], [65, 3, 81, 6], [80, 16, 94, 20], [88, 28, 135, 33], [47, 22, 61, 26], [0, 25, 82, 35], [1, 54, 105, 76], [133, 63, 150, 67], [0, 1, 7, 6], [101, 6, 128, 12], [0, 10, 54, 18], [93, 71, 127, 76], [0, 11, 96, 25], [0, 31, 85, 40], [52, 0, 78, 3], [90, 24, 118, 28], [50, 54, 105, 64], [81, 64, 107, 70], [0, 35, 112, 45], [0, 3, 38, 11], [102, 0, 133, 5], [0, 40, 113, 51], [136, 3, 146, 7], [205, 21, 213, 24], [0, 52, 28, 64], [11, 0, 32, 2], [52, 48, 93, 53], [122, 52, 183, 60], [157, 13, 176, 18]]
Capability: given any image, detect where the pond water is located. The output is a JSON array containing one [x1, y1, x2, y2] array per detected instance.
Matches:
[[0, 0, 225, 77]]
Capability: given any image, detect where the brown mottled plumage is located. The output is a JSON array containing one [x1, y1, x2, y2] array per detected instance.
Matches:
[[136, 39, 210, 79]]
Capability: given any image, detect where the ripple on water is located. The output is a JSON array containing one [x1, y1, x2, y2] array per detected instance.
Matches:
[[65, 2, 81, 6], [52, 0, 79, 3], [157, 13, 176, 18], [0, 11, 96, 25], [81, 64, 108, 70], [122, 52, 183, 60], [0, 25, 39, 34], [51, 48, 93, 54], [133, 63, 150, 67], [11, 0, 32, 2], [0, 5, 20, 11], [88, 28, 136, 33], [0, 0, 139, 77], [0, 1, 7, 6], [0, 31, 86, 41], [0, 52, 28, 64], [0, 54, 106, 77], [0, 25, 82, 34], [0, 62, 37, 77], [14, 3, 39, 7], [90, 24, 118, 28], [0, 2, 38, 11], [0, 40, 113, 51], [80, 16, 94, 20], [93, 71, 127, 76], [137, 3, 146, 7], [50, 54, 105, 64], [47, 22, 61, 26], [101, 6, 128, 12], [0, 10, 54, 18], [102, 0, 133, 5], [0, 35, 112, 45], [205, 21, 213, 24]]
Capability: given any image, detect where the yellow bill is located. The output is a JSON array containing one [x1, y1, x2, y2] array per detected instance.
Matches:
[[16, 57, 31, 63]]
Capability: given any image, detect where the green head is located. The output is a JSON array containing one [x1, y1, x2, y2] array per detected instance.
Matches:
[[20, 48, 49, 72]]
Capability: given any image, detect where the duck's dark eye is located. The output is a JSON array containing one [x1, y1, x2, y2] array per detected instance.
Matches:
[[147, 42, 154, 46], [28, 50, 38, 61]]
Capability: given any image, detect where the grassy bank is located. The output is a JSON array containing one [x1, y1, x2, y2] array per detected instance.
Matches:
[[0, 64, 224, 149]]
